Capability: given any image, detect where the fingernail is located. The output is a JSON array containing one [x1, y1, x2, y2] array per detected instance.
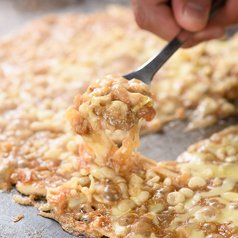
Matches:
[[184, 2, 209, 22]]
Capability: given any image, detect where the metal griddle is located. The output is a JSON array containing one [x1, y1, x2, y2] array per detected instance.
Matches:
[[0, 1, 238, 237]]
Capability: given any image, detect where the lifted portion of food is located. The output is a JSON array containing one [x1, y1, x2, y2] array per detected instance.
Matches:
[[64, 75, 155, 169], [65, 75, 155, 135]]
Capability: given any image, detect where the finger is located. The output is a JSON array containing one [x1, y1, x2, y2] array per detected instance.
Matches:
[[182, 21, 225, 48], [182, 39, 200, 48], [212, 0, 238, 26], [130, 0, 181, 41], [172, 0, 212, 32], [192, 21, 225, 41]]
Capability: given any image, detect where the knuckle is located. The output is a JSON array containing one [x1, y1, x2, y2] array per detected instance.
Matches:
[[132, 2, 149, 30], [134, 12, 148, 30]]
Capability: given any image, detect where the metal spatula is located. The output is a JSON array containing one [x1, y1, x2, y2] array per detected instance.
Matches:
[[123, 0, 226, 86]]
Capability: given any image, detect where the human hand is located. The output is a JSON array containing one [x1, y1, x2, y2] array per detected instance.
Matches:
[[131, 0, 238, 47]]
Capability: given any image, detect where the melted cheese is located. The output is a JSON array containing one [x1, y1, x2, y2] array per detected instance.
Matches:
[[201, 178, 237, 197], [221, 192, 238, 201], [171, 147, 238, 235], [214, 197, 238, 226], [184, 193, 201, 210], [169, 206, 201, 229], [178, 152, 238, 179], [190, 230, 204, 238]]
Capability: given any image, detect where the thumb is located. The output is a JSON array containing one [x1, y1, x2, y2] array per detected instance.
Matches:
[[172, 0, 212, 32]]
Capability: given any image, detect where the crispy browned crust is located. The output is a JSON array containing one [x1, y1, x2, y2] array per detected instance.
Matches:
[[13, 214, 24, 223], [40, 212, 89, 237]]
